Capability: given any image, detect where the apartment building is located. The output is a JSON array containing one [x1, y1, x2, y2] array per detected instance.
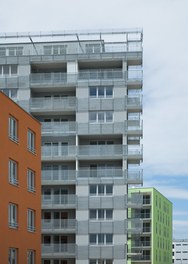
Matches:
[[128, 188, 172, 264], [0, 29, 143, 264], [0, 91, 41, 263], [173, 239, 188, 264]]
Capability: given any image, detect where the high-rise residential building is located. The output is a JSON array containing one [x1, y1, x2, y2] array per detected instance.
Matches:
[[173, 239, 188, 264], [0, 29, 143, 264], [0, 91, 41, 264], [128, 187, 172, 264]]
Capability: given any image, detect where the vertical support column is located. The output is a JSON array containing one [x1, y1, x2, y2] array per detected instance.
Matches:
[[67, 60, 78, 83]]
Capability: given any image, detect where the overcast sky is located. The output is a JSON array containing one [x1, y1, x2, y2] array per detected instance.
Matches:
[[1, 0, 188, 239]]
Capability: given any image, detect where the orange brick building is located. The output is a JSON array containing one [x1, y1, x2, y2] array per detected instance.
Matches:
[[0, 91, 41, 264]]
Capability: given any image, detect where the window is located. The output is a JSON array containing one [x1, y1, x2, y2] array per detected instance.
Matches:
[[90, 260, 113, 264], [9, 159, 18, 185], [1, 89, 18, 99], [27, 169, 35, 192], [0, 65, 18, 76], [86, 44, 101, 53], [89, 86, 113, 98], [28, 129, 35, 154], [27, 250, 35, 264], [9, 116, 18, 143], [27, 209, 35, 232], [89, 111, 113, 123], [9, 248, 17, 264], [90, 209, 113, 220], [44, 45, 67, 55], [90, 184, 113, 196], [8, 203, 18, 228], [89, 234, 113, 245]]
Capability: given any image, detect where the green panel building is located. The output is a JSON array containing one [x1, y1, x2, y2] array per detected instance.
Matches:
[[128, 187, 172, 264]]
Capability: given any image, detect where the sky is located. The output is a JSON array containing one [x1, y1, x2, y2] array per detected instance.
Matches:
[[1, 0, 188, 239]]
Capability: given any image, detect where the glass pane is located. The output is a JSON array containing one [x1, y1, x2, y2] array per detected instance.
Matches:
[[106, 209, 113, 219], [98, 234, 104, 244], [98, 112, 104, 122], [98, 209, 104, 219], [106, 234, 113, 244], [106, 185, 113, 195], [89, 112, 97, 122], [106, 112, 113, 122], [11, 65, 17, 75], [106, 87, 113, 97], [3, 65, 9, 75], [98, 185, 104, 194], [90, 210, 96, 219], [98, 87, 104, 97], [90, 185, 97, 195], [90, 87, 97, 97], [90, 234, 96, 244]]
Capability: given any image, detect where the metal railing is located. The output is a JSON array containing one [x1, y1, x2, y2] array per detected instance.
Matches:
[[42, 219, 76, 231], [30, 97, 76, 111], [42, 243, 75, 255], [127, 193, 143, 208], [41, 121, 76, 135], [127, 218, 143, 234], [42, 194, 76, 207], [42, 169, 76, 182]]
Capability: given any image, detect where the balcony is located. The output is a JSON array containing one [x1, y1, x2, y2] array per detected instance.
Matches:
[[131, 241, 151, 248], [42, 219, 76, 233], [78, 145, 123, 159], [126, 120, 143, 136], [30, 97, 76, 113], [127, 170, 143, 184], [127, 218, 143, 234], [127, 69, 143, 84], [42, 194, 76, 208], [127, 193, 143, 208], [41, 121, 76, 136], [77, 122, 125, 135], [42, 243, 75, 257], [127, 95, 142, 111], [42, 169, 76, 184], [41, 144, 142, 161], [42, 145, 76, 161], [128, 254, 151, 262]]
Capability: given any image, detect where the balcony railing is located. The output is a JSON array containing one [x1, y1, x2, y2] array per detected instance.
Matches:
[[30, 97, 76, 112], [42, 219, 76, 231], [30, 69, 142, 86], [78, 145, 123, 157], [127, 193, 143, 208], [42, 145, 76, 159], [42, 194, 76, 207], [42, 243, 75, 256], [132, 241, 151, 247], [127, 218, 143, 234], [41, 121, 76, 135], [41, 145, 143, 160], [42, 169, 76, 183]]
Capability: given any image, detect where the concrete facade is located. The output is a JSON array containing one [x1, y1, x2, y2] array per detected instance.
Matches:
[[0, 29, 143, 264]]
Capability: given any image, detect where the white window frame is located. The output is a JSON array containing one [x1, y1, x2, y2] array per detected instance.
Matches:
[[0, 65, 18, 76], [90, 209, 113, 220], [89, 184, 113, 196], [9, 159, 18, 186], [89, 234, 113, 245], [89, 111, 113, 123], [9, 116, 18, 143], [27, 250, 35, 264], [89, 86, 113, 98], [89, 260, 113, 264], [8, 203, 18, 228], [28, 129, 35, 154], [9, 248, 18, 264], [27, 209, 35, 232], [1, 88, 18, 99], [27, 169, 35, 193]]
